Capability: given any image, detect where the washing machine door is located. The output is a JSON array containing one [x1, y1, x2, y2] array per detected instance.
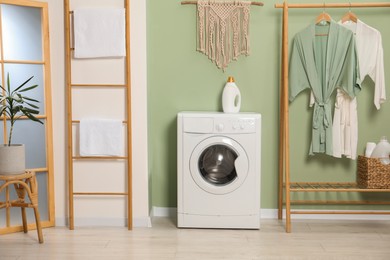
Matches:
[[189, 136, 249, 195]]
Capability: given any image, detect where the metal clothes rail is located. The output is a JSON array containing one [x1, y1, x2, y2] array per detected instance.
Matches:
[[64, 0, 132, 230], [275, 1, 390, 233]]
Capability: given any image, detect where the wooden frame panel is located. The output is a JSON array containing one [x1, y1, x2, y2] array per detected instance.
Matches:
[[0, 0, 55, 234]]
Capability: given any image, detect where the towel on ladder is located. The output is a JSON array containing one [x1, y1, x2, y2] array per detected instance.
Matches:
[[73, 8, 126, 58], [79, 118, 123, 156]]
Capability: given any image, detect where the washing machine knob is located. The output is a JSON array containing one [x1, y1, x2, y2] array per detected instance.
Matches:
[[216, 123, 224, 132], [240, 124, 245, 129]]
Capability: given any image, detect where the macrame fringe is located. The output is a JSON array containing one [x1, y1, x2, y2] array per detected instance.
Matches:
[[197, 0, 251, 71]]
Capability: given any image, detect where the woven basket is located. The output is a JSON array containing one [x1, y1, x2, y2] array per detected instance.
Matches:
[[357, 155, 390, 189]]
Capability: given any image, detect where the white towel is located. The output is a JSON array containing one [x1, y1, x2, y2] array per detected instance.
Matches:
[[79, 118, 123, 156], [73, 8, 126, 58]]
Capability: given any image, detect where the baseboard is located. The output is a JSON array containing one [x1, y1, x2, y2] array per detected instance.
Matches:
[[54, 208, 390, 227], [151, 207, 177, 218], [152, 207, 390, 221], [55, 217, 152, 228]]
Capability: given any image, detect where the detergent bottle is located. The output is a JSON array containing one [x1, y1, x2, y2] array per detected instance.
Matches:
[[370, 136, 390, 165], [222, 76, 241, 113]]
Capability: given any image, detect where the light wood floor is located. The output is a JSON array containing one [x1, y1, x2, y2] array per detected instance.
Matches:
[[1, 217, 390, 259]]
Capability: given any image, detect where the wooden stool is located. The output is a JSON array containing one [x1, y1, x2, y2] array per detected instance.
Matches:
[[0, 171, 43, 243]]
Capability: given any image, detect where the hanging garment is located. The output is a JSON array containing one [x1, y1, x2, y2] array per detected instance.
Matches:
[[310, 19, 386, 160], [289, 21, 361, 156], [197, 0, 251, 70]]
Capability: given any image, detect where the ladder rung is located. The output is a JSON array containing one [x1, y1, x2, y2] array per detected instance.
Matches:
[[73, 192, 128, 196], [73, 156, 127, 160], [72, 120, 128, 124], [71, 84, 127, 87]]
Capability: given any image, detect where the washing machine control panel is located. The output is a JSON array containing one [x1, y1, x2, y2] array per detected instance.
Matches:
[[214, 118, 257, 133]]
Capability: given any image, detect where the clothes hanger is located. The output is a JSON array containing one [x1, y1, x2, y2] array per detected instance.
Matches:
[[315, 3, 332, 25], [341, 2, 358, 23], [315, 3, 331, 36]]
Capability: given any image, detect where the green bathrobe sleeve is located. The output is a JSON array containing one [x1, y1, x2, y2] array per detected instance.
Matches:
[[289, 33, 311, 101]]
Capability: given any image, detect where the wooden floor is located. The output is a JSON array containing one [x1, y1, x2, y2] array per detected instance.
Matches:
[[1, 217, 390, 259]]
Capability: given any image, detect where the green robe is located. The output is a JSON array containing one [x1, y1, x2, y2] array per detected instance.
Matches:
[[289, 21, 361, 156]]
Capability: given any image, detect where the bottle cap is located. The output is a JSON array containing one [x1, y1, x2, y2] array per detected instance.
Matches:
[[227, 76, 235, 83]]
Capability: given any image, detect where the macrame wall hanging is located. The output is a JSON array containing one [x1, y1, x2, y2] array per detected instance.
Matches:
[[195, 1, 253, 70]]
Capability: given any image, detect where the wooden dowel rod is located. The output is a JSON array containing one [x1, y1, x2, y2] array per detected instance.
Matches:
[[0, 60, 44, 65], [282, 1, 291, 233], [290, 188, 390, 192], [72, 120, 128, 124], [290, 182, 357, 185], [73, 192, 128, 196], [291, 200, 390, 205], [71, 84, 127, 87], [275, 2, 390, 8], [72, 156, 128, 160], [291, 211, 390, 215], [182, 1, 264, 6], [28, 168, 48, 173], [1, 115, 47, 120]]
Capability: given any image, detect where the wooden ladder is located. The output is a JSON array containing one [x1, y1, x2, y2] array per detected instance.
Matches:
[[64, 0, 132, 230]]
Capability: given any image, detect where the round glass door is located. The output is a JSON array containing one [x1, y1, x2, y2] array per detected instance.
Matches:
[[198, 145, 238, 185], [189, 136, 249, 195]]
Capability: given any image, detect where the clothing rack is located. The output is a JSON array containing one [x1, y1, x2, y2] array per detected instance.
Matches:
[[64, 0, 132, 230], [275, 1, 390, 233], [181, 1, 264, 6]]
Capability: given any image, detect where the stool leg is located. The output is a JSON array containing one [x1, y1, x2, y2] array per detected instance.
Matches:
[[21, 207, 28, 233], [33, 206, 44, 243], [15, 183, 28, 233], [29, 175, 44, 243]]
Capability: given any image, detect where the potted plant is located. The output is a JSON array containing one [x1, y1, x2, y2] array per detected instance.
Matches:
[[0, 73, 43, 175]]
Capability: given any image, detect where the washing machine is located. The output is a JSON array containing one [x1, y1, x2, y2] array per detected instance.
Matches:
[[177, 112, 261, 229]]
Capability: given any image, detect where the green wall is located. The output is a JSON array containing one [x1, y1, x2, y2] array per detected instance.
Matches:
[[147, 0, 390, 210]]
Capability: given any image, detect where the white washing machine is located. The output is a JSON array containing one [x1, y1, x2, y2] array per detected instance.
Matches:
[[177, 112, 261, 229]]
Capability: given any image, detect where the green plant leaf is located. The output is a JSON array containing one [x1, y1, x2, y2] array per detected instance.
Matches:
[[12, 93, 23, 102], [12, 75, 34, 93], [3, 74, 42, 144], [21, 107, 40, 114], [12, 105, 22, 114], [0, 84, 6, 93], [21, 96, 39, 103], [18, 84, 38, 93], [22, 112, 43, 124], [23, 101, 40, 109], [7, 73, 11, 93]]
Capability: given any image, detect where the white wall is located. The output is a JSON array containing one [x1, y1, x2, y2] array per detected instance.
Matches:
[[42, 0, 149, 227]]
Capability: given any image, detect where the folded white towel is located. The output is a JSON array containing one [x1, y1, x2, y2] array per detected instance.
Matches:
[[79, 118, 123, 156], [74, 8, 126, 58]]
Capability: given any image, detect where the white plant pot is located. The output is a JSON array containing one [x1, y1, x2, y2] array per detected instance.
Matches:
[[0, 144, 26, 175]]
